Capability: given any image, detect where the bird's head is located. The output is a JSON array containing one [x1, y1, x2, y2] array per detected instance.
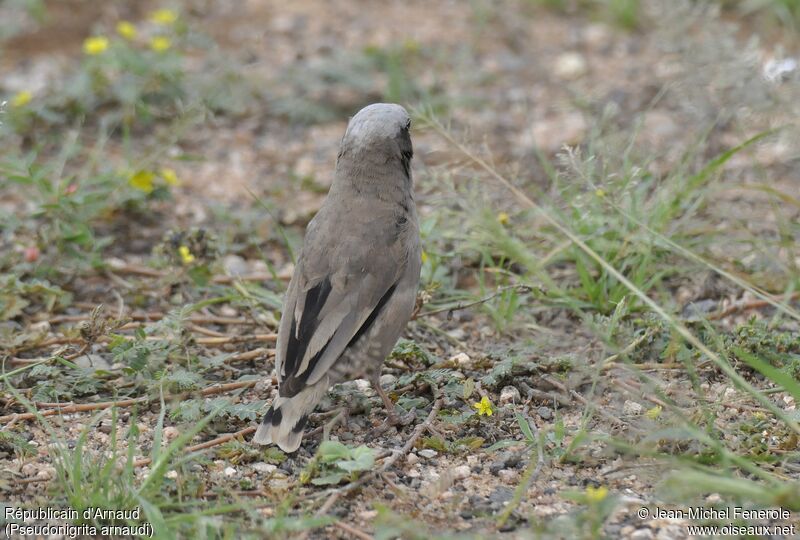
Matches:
[[338, 103, 413, 178]]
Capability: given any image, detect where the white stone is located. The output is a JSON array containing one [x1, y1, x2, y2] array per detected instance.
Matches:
[[252, 462, 277, 474], [224, 466, 237, 477], [449, 352, 471, 367], [554, 52, 587, 80], [500, 386, 520, 403], [406, 453, 420, 466], [623, 400, 644, 416], [452, 465, 471, 480], [418, 449, 438, 459], [165, 470, 178, 479]]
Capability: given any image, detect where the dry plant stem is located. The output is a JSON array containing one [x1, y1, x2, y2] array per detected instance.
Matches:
[[333, 521, 373, 540], [413, 285, 532, 320], [707, 292, 800, 320], [46, 312, 256, 325], [601, 329, 655, 366], [0, 379, 261, 424], [133, 426, 257, 468], [11, 346, 275, 366], [104, 259, 288, 283]]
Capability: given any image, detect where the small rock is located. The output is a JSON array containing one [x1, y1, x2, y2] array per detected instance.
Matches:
[[449, 352, 471, 367], [498, 469, 519, 483], [623, 400, 644, 416], [223, 255, 248, 277], [406, 453, 420, 466], [359, 510, 378, 520], [165, 470, 178, 480], [500, 386, 520, 403], [252, 463, 277, 474], [631, 528, 654, 540], [452, 465, 471, 480], [763, 57, 798, 83], [163, 426, 180, 441], [74, 354, 111, 370], [380, 374, 397, 386], [418, 449, 438, 459], [354, 379, 374, 395], [407, 469, 420, 478], [537, 406, 553, 420], [554, 52, 587, 80], [489, 486, 514, 505], [224, 467, 237, 477]]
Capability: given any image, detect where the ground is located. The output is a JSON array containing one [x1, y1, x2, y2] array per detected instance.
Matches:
[[2, 0, 800, 538]]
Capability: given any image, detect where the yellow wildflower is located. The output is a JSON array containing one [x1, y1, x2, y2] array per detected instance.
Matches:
[[645, 405, 662, 420], [150, 8, 178, 24], [11, 90, 32, 107], [421, 250, 428, 264], [585, 485, 608, 503], [497, 211, 510, 225], [595, 188, 606, 198], [128, 170, 155, 193], [178, 245, 195, 264], [150, 36, 172, 52], [473, 396, 493, 417], [116, 21, 137, 40], [160, 167, 180, 186], [83, 36, 109, 55]]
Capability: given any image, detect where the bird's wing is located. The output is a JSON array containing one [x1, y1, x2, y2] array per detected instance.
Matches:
[[274, 205, 411, 398]]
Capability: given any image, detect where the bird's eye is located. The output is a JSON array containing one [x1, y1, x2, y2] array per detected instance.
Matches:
[[405, 119, 411, 130]]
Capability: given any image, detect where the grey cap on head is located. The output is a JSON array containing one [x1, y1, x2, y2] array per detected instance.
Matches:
[[342, 103, 411, 144], [253, 102, 421, 453]]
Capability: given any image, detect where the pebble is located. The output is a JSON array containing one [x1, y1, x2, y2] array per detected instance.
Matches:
[[500, 386, 520, 403], [631, 528, 654, 540], [380, 374, 397, 386], [623, 400, 644, 416], [406, 453, 420, 466], [223, 255, 248, 277], [449, 352, 471, 367], [165, 470, 178, 480], [537, 406, 553, 420], [252, 462, 277, 474], [407, 469, 420, 478], [163, 426, 180, 441], [554, 52, 587, 80], [452, 465, 471, 480], [499, 469, 520, 483], [224, 467, 237, 477]]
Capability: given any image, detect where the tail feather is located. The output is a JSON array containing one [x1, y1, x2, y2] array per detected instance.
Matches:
[[253, 377, 328, 452]]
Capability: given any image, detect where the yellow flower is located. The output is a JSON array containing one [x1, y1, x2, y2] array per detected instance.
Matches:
[[585, 485, 608, 503], [116, 21, 137, 40], [128, 170, 155, 193], [160, 167, 180, 186], [421, 251, 428, 264], [645, 405, 662, 420], [150, 8, 178, 24], [11, 90, 32, 107], [83, 36, 109, 55], [473, 396, 493, 417], [150, 36, 172, 52], [595, 188, 606, 198], [497, 211, 510, 225], [178, 245, 195, 264]]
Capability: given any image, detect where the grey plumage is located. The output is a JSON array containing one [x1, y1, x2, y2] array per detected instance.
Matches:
[[253, 103, 421, 452]]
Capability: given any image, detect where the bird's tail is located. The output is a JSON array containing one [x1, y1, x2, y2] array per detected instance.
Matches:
[[252, 377, 329, 452]]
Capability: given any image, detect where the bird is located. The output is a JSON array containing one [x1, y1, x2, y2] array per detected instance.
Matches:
[[253, 103, 421, 453]]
